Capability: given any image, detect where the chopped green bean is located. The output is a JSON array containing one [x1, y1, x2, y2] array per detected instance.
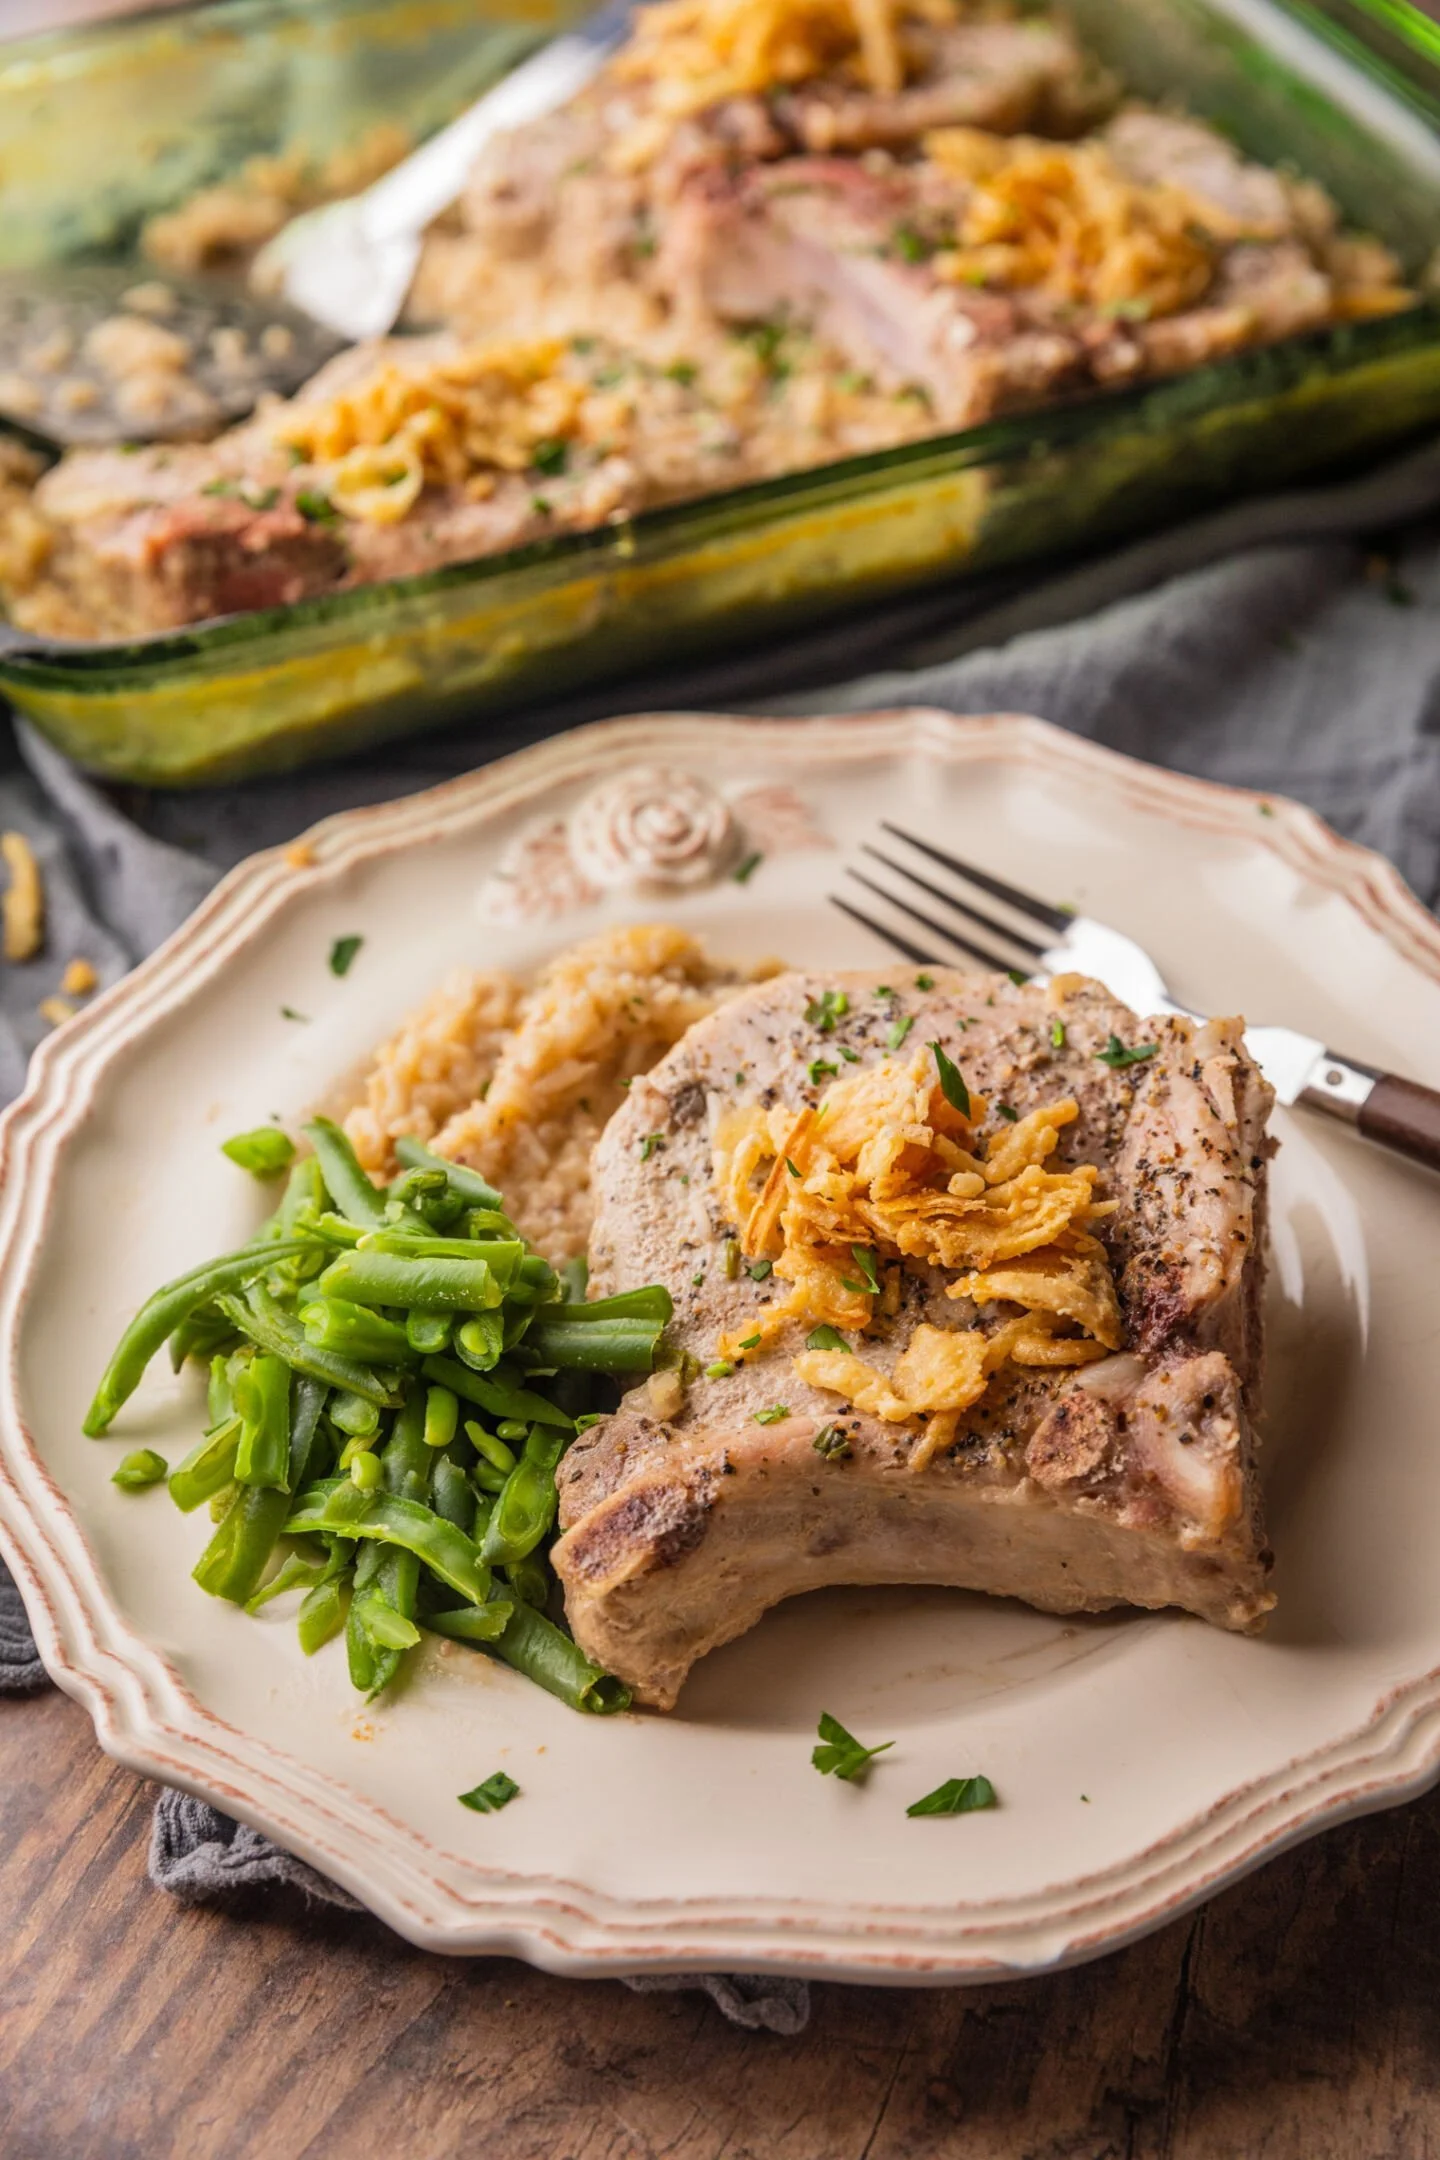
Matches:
[[330, 1391, 381, 1440], [463, 1420, 517, 1476], [456, 1313, 504, 1370], [222, 1128, 296, 1179], [424, 1599, 514, 1643], [421, 1356, 573, 1430], [405, 1310, 452, 1356], [298, 1575, 348, 1653], [483, 1601, 630, 1714], [480, 1425, 565, 1567], [234, 1352, 291, 1491], [283, 1483, 492, 1605], [381, 1391, 431, 1504], [112, 1448, 168, 1490], [422, 1386, 458, 1451], [319, 1249, 505, 1315], [430, 1452, 475, 1532], [393, 1136, 502, 1209], [216, 1285, 398, 1406], [303, 1297, 414, 1366], [504, 1554, 550, 1610], [304, 1117, 389, 1228], [85, 1238, 317, 1435], [168, 1415, 242, 1512]]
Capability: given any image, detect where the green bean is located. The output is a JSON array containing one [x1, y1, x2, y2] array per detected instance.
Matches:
[[193, 1485, 293, 1604], [275, 1154, 326, 1237], [234, 1353, 291, 1491], [331, 1391, 380, 1441], [406, 1310, 452, 1356], [283, 1482, 492, 1605], [346, 1542, 385, 1690], [167, 1305, 238, 1374], [519, 1316, 665, 1373], [422, 1385, 458, 1451], [430, 1453, 475, 1532], [354, 1589, 421, 1652], [381, 1391, 431, 1505], [472, 1460, 508, 1496], [420, 1356, 573, 1430], [287, 1375, 328, 1489], [245, 1547, 338, 1613], [504, 1554, 550, 1610], [207, 1351, 239, 1428], [84, 1238, 317, 1435], [168, 1415, 241, 1513], [218, 1285, 398, 1406], [560, 1254, 589, 1303], [394, 1136, 502, 1209], [304, 1117, 389, 1228], [303, 1297, 415, 1365], [319, 1249, 505, 1315], [464, 1419, 517, 1476], [310, 1212, 365, 1248], [355, 1545, 422, 1691], [480, 1425, 565, 1566], [298, 1575, 348, 1653], [112, 1448, 168, 1490], [456, 1313, 504, 1371], [432, 1600, 630, 1713], [423, 1599, 514, 1644], [359, 1230, 524, 1280]]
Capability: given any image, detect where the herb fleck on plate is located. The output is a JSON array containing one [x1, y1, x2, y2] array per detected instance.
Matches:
[[329, 934, 363, 977], [458, 1771, 520, 1814], [812, 1712, 893, 1782]]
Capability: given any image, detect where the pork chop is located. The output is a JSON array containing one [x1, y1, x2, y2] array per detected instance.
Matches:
[[553, 968, 1276, 1709]]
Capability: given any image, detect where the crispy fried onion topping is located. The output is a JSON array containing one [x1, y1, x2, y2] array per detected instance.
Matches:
[[275, 341, 586, 522], [925, 131, 1221, 319], [713, 1049, 1123, 1468], [611, 0, 962, 142]]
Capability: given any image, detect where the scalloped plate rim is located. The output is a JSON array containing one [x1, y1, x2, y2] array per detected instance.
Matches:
[[1, 705, 1438, 1980]]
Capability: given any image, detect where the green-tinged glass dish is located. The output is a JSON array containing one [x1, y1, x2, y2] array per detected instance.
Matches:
[[2, 0, 1439, 785]]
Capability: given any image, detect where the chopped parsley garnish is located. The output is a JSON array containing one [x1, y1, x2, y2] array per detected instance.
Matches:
[[570, 334, 596, 355], [905, 1774, 997, 1818], [573, 1413, 605, 1431], [294, 487, 338, 523], [280, 1006, 309, 1023], [929, 1040, 971, 1116], [458, 1771, 520, 1814], [805, 987, 850, 1034], [740, 317, 786, 368], [837, 1044, 860, 1063], [785, 1157, 801, 1178], [704, 1359, 733, 1379], [1007, 968, 1029, 987], [665, 358, 698, 386], [201, 478, 279, 510], [738, 1333, 762, 1351], [734, 1070, 747, 1086], [754, 1404, 790, 1425], [328, 933, 363, 977], [914, 973, 935, 991], [808, 1057, 838, 1086], [886, 1015, 914, 1052], [284, 443, 306, 467], [1096, 1035, 1159, 1069], [875, 986, 892, 999], [1050, 1019, 1066, 1048], [812, 1712, 893, 1782], [632, 227, 658, 258], [530, 437, 569, 477], [891, 223, 933, 264], [813, 1424, 852, 1461], [996, 1103, 1018, 1122], [849, 1245, 881, 1295], [639, 1133, 663, 1161], [530, 494, 552, 516], [221, 1127, 296, 1178], [732, 850, 763, 884], [746, 1258, 773, 1282], [1257, 802, 1275, 818], [806, 1325, 849, 1353]]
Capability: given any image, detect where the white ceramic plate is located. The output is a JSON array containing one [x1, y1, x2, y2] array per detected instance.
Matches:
[[3, 709, 1439, 1983]]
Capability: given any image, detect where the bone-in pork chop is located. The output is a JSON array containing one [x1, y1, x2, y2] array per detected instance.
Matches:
[[553, 968, 1276, 1710]]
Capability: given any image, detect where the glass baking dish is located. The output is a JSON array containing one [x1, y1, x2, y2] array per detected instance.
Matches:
[[3, 0, 1439, 786]]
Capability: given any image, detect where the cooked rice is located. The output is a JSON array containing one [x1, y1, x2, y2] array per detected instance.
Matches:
[[344, 922, 768, 1258]]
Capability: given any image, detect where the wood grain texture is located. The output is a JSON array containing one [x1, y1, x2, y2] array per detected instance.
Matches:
[[4, 1686, 1440, 2160]]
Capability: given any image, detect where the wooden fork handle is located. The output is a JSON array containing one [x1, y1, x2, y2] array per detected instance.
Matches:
[[1356, 1074, 1440, 1174]]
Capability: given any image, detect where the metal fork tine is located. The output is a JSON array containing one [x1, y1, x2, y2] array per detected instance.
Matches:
[[844, 869, 1016, 972], [880, 822, 1071, 934], [860, 843, 1046, 961], [829, 894, 938, 966]]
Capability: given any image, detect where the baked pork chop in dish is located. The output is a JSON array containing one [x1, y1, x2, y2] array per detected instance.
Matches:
[[554, 967, 1277, 1709]]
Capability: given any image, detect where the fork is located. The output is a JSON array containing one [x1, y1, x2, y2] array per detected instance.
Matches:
[[832, 821, 1440, 1174]]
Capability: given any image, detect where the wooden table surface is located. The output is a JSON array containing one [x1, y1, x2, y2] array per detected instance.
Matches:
[[4, 1681, 1439, 2159]]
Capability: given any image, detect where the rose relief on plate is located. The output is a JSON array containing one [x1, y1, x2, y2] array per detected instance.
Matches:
[[479, 764, 830, 922]]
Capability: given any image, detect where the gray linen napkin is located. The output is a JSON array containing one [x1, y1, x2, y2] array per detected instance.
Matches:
[[3, 435, 1440, 2034]]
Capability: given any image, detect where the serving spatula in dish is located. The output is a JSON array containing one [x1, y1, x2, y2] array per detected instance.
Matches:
[[254, 0, 636, 341], [836, 822, 1440, 1174]]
